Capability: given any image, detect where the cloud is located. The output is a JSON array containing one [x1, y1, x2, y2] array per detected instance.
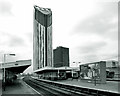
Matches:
[[0, 31, 25, 47], [68, 2, 118, 65], [0, 0, 13, 16], [0, 30, 32, 63], [9, 36, 25, 47], [72, 2, 118, 40], [76, 41, 107, 54], [70, 45, 118, 65], [25, 32, 33, 43]]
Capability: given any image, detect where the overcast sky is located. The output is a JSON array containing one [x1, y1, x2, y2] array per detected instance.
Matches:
[[0, 0, 118, 73]]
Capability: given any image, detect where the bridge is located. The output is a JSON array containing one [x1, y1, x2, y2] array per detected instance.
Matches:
[[0, 59, 31, 85]]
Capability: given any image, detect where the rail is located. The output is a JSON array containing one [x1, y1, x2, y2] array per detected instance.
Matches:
[[23, 77, 87, 96], [31, 76, 120, 96]]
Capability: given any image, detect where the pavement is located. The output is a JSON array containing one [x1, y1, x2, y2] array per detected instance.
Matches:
[[2, 78, 39, 95], [56, 78, 120, 94]]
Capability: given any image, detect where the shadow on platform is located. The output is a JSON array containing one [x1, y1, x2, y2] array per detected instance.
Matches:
[[2, 79, 38, 95]]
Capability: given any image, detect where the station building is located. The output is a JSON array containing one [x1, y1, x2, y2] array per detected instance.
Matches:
[[34, 60, 119, 82], [34, 66, 79, 80], [106, 60, 120, 79]]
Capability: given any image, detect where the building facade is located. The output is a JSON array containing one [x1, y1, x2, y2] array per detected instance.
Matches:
[[106, 60, 119, 68], [33, 5, 53, 71], [53, 46, 69, 67], [106, 60, 120, 78]]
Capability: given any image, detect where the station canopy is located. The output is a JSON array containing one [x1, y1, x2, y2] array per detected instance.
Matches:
[[34, 66, 80, 74]]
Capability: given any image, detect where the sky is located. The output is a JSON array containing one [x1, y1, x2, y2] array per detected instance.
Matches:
[[0, 0, 119, 73]]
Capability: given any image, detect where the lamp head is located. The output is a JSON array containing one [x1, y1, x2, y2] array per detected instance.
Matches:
[[9, 54, 15, 56]]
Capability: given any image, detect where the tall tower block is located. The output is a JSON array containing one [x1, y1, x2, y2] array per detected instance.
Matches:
[[33, 5, 52, 71]]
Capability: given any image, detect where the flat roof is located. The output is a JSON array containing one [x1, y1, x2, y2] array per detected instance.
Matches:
[[34, 66, 79, 73], [80, 61, 106, 66]]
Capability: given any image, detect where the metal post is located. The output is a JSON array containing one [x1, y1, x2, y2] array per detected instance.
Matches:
[[94, 63, 96, 86], [3, 54, 15, 91], [3, 54, 6, 91], [58, 69, 59, 78], [72, 69, 73, 80]]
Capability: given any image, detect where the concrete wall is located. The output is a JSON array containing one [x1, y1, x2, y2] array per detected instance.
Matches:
[[99, 61, 106, 84]]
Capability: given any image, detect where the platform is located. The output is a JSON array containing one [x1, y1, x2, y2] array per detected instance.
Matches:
[[56, 79, 120, 94], [32, 76, 120, 94], [2, 78, 39, 95]]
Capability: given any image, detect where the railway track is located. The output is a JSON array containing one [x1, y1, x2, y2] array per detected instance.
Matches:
[[23, 77, 89, 96], [23, 77, 120, 96]]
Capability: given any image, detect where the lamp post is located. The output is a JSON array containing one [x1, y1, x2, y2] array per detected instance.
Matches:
[[3, 54, 15, 91]]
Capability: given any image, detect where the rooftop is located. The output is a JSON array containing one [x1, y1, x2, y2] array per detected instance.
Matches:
[[34, 5, 52, 15]]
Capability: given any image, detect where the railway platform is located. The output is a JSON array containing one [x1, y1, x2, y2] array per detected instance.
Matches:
[[57, 78, 120, 94], [2, 77, 39, 95], [32, 76, 120, 94]]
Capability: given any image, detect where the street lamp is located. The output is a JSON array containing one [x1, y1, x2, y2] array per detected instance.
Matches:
[[3, 53, 15, 91]]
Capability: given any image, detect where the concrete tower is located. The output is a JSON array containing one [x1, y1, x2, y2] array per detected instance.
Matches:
[[33, 5, 53, 71]]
